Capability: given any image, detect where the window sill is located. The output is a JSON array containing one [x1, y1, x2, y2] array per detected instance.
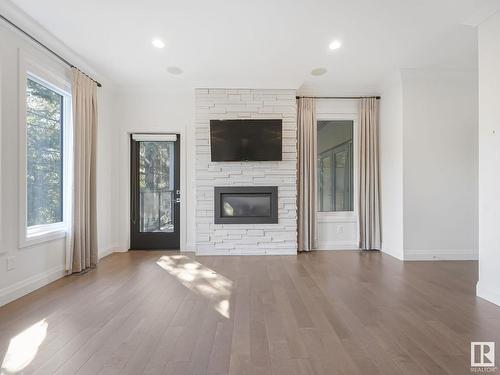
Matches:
[[20, 226, 67, 249]]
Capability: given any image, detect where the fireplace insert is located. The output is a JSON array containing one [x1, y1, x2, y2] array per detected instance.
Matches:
[[214, 186, 278, 224]]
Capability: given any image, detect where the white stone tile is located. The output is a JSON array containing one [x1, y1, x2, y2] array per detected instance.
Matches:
[[195, 88, 297, 255]]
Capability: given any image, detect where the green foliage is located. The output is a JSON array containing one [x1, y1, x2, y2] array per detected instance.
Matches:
[[26, 78, 63, 227], [139, 141, 172, 191], [139, 142, 174, 231]]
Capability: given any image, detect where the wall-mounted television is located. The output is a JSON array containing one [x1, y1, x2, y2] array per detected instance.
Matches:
[[210, 119, 282, 162]]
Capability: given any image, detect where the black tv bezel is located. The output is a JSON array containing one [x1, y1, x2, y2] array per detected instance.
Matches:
[[209, 119, 283, 162]]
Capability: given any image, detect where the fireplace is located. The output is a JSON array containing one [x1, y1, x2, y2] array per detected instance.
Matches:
[[214, 186, 278, 224]]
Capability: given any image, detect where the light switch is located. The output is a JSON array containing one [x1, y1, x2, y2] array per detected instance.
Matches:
[[6, 256, 15, 271]]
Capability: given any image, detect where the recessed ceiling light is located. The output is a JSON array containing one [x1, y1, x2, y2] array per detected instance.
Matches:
[[311, 67, 327, 76], [329, 40, 342, 50], [152, 38, 165, 49], [167, 66, 183, 75]]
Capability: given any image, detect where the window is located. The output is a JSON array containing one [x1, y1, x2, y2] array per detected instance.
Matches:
[[317, 120, 354, 212], [26, 78, 64, 227], [21, 70, 71, 245]]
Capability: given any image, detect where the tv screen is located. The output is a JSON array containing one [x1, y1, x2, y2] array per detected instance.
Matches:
[[210, 119, 282, 161]]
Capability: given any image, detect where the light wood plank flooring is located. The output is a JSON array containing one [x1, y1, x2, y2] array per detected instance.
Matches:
[[0, 251, 499, 375]]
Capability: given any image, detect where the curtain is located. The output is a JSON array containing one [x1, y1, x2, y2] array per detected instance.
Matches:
[[359, 97, 381, 250], [69, 68, 98, 273], [297, 98, 317, 252]]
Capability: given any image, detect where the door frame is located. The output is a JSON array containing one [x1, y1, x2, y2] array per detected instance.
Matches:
[[125, 131, 187, 251], [315, 102, 360, 250]]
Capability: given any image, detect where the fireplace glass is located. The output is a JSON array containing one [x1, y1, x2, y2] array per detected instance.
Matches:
[[214, 186, 278, 224], [221, 195, 271, 217]]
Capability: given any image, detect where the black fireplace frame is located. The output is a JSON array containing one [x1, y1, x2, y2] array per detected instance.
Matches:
[[214, 186, 278, 224]]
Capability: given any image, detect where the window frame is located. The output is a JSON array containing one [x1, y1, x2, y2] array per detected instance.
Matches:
[[18, 52, 72, 248], [316, 113, 359, 221]]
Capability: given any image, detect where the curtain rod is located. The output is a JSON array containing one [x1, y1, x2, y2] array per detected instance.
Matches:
[[0, 14, 102, 88], [296, 96, 380, 100]]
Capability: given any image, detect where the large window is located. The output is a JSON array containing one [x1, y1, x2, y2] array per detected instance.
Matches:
[[26, 78, 64, 227], [21, 71, 71, 245], [317, 120, 354, 212]]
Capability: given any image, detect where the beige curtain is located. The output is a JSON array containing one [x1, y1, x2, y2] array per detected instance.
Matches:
[[359, 97, 381, 250], [297, 98, 317, 252], [70, 68, 98, 273]]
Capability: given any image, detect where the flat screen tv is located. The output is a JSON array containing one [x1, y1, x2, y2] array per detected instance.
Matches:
[[210, 119, 282, 161]]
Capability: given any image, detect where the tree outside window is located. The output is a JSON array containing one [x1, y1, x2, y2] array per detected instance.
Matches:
[[26, 78, 64, 227]]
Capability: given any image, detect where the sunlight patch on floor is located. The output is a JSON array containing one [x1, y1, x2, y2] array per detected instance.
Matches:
[[1, 319, 48, 374], [156, 255, 232, 318]]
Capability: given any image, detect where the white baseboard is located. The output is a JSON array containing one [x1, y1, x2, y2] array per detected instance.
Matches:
[[98, 244, 122, 260], [315, 241, 359, 251], [381, 248, 404, 260], [195, 249, 297, 256], [98, 247, 113, 259], [182, 242, 196, 252], [264, 249, 297, 255], [404, 249, 478, 261], [477, 282, 500, 307], [0, 265, 66, 307]]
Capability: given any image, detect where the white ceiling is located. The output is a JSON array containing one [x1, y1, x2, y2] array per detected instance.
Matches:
[[6, 0, 500, 91]]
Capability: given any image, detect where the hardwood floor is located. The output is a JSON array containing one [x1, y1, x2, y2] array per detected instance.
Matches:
[[0, 251, 499, 375]]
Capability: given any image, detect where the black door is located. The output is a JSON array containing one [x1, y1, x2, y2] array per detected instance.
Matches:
[[130, 135, 180, 249]]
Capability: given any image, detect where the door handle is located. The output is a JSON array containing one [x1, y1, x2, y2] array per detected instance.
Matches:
[[174, 198, 181, 204]]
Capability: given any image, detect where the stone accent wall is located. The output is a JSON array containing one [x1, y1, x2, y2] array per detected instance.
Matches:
[[195, 88, 297, 255]]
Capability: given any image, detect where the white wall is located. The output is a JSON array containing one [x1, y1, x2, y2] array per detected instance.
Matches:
[[477, 11, 500, 306], [0, 19, 115, 306], [379, 68, 478, 261], [112, 89, 195, 251], [401, 69, 478, 260], [96, 89, 120, 257], [379, 72, 404, 260]]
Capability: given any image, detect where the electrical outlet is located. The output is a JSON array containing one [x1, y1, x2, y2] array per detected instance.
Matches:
[[6, 256, 15, 271], [337, 226, 344, 234]]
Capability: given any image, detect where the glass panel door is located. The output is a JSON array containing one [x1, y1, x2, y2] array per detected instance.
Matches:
[[317, 120, 354, 212], [318, 140, 353, 211], [319, 154, 332, 211], [139, 141, 175, 233], [131, 136, 180, 249], [332, 143, 353, 211]]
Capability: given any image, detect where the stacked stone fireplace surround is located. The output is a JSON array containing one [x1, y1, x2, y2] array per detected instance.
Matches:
[[195, 88, 298, 255]]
